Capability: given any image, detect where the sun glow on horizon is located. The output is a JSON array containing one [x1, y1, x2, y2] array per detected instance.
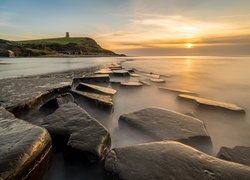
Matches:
[[185, 43, 193, 48]]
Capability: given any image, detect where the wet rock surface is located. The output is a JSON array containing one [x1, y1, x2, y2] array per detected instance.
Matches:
[[119, 107, 212, 150], [149, 78, 165, 83], [0, 107, 52, 180], [41, 103, 111, 162], [76, 82, 117, 95], [120, 81, 143, 87], [178, 94, 245, 113], [112, 70, 129, 76], [73, 74, 110, 84], [217, 146, 250, 166], [105, 141, 250, 180], [71, 90, 113, 110]]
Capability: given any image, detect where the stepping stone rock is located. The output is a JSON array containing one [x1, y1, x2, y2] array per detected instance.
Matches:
[[119, 107, 212, 150], [76, 83, 117, 96], [217, 146, 250, 166], [0, 107, 52, 180], [42, 103, 111, 162], [71, 90, 113, 110], [95, 69, 113, 74], [129, 73, 140, 77], [149, 78, 165, 83], [73, 75, 110, 84], [120, 82, 143, 87], [159, 87, 196, 95], [105, 141, 250, 180], [110, 80, 122, 84], [112, 70, 129, 76], [178, 94, 245, 113], [139, 80, 151, 86], [144, 73, 160, 79], [40, 93, 74, 112], [109, 67, 122, 71]]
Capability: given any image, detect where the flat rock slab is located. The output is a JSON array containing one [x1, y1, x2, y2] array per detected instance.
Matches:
[[217, 146, 250, 166], [119, 107, 212, 149], [178, 94, 245, 113], [139, 80, 151, 86], [129, 73, 140, 77], [159, 87, 196, 95], [76, 83, 117, 95], [95, 69, 113, 74], [0, 107, 52, 179], [0, 76, 71, 111], [105, 141, 250, 180], [112, 70, 129, 76], [73, 75, 110, 84], [42, 103, 111, 162], [120, 82, 143, 87], [71, 90, 113, 110], [149, 78, 165, 83], [144, 73, 160, 79]]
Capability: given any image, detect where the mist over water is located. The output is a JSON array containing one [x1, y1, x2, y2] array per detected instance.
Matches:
[[121, 56, 250, 153], [3, 56, 250, 179], [0, 57, 122, 79]]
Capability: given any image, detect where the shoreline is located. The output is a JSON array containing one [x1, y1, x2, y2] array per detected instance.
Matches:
[[0, 54, 127, 59]]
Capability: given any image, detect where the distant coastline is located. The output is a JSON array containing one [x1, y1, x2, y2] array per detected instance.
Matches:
[[0, 33, 125, 58]]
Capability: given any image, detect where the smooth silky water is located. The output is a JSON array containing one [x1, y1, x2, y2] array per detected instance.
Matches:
[[1, 56, 250, 180]]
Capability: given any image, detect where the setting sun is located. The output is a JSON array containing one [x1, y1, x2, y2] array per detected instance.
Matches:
[[185, 43, 193, 48]]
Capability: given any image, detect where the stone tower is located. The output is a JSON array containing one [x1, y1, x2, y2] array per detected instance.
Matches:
[[66, 32, 70, 38]]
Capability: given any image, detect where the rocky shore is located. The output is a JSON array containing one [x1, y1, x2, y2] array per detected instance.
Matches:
[[0, 60, 249, 179]]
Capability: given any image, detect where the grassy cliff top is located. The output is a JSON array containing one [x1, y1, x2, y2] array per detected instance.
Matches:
[[17, 37, 98, 45]]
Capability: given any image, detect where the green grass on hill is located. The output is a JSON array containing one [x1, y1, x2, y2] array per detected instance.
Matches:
[[17, 37, 96, 45]]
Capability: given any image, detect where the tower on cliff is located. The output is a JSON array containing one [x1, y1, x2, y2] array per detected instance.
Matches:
[[66, 32, 70, 38]]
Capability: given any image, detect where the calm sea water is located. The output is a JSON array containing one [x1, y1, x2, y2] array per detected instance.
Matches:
[[1, 56, 250, 179], [0, 57, 122, 79], [122, 56, 250, 152]]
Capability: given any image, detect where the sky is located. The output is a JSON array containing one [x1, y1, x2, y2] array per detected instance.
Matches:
[[1, 0, 250, 56]]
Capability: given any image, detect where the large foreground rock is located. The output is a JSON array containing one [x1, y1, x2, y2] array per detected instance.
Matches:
[[0, 107, 52, 180], [217, 146, 250, 166], [119, 108, 212, 150], [105, 141, 250, 180], [42, 103, 111, 162]]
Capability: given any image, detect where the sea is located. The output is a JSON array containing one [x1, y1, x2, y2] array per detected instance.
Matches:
[[1, 56, 250, 180]]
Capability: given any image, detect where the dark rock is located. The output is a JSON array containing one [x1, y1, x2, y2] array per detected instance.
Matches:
[[95, 69, 113, 74], [76, 83, 117, 95], [0, 107, 52, 180], [39, 93, 74, 114], [119, 107, 212, 150], [105, 141, 250, 180], [71, 90, 113, 110], [217, 146, 250, 166], [73, 75, 110, 84], [112, 70, 129, 76], [6, 84, 71, 117], [42, 103, 111, 162]]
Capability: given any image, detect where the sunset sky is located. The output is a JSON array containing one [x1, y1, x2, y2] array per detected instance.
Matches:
[[1, 0, 250, 55]]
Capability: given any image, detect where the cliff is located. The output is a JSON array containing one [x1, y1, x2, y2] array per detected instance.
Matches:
[[0, 37, 122, 57]]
